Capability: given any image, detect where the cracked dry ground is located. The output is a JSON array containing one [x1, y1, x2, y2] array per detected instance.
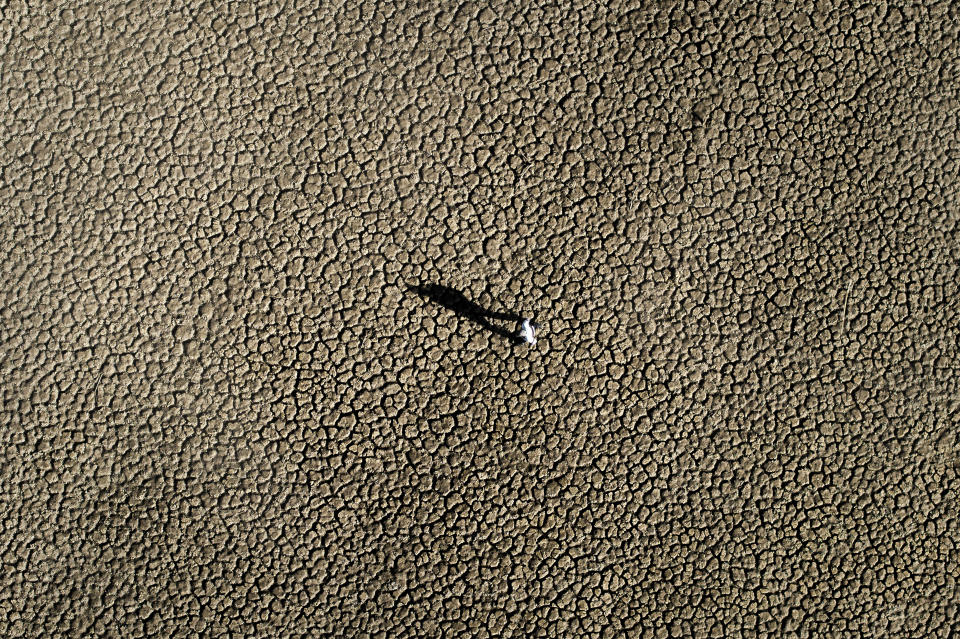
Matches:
[[1, 1, 959, 637]]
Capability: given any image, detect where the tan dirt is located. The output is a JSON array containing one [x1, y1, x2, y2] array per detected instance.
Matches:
[[2, 1, 958, 636]]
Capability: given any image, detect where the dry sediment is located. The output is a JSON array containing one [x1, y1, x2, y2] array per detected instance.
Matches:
[[1, 1, 958, 636]]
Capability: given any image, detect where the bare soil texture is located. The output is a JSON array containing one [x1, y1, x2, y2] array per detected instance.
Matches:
[[2, 1, 959, 636]]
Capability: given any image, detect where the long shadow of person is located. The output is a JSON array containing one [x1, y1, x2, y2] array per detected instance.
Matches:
[[408, 283, 525, 345]]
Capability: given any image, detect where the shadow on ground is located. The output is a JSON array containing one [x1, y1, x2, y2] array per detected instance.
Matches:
[[408, 283, 525, 345]]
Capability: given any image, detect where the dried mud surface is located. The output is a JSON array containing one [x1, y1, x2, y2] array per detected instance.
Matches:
[[2, 1, 959, 637]]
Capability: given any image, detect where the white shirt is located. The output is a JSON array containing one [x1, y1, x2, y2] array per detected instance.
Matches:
[[521, 319, 537, 345]]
